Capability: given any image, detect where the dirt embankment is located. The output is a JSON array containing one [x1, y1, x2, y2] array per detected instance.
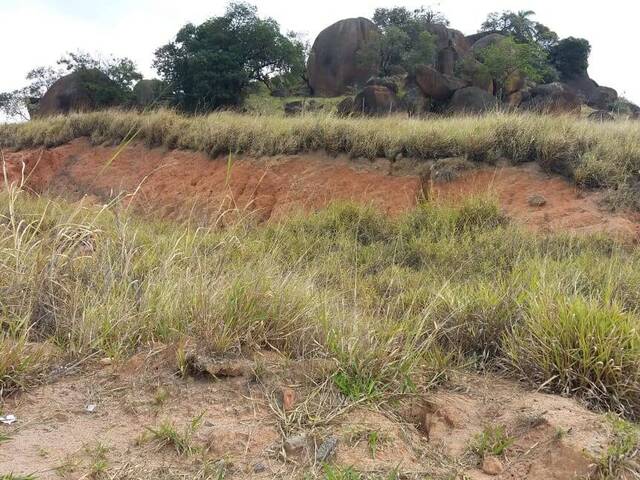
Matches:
[[3, 138, 639, 238]]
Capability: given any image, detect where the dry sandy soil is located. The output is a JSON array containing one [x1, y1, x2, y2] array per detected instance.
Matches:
[[0, 140, 636, 478], [0, 346, 614, 479]]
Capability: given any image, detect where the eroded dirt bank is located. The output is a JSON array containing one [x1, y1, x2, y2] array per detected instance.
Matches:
[[3, 138, 639, 239]]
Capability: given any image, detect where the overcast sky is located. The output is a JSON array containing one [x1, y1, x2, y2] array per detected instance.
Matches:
[[2, 0, 639, 103]]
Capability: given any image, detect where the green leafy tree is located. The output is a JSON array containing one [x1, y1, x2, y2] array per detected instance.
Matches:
[[153, 2, 306, 111], [477, 37, 550, 97], [481, 10, 558, 49], [550, 37, 591, 79], [360, 5, 441, 76], [57, 51, 142, 90]]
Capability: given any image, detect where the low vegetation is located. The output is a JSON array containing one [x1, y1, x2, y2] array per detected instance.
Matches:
[[2, 109, 640, 209], [2, 175, 640, 419]]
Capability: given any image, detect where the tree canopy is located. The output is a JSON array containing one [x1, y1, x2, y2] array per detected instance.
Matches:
[[476, 37, 550, 97], [153, 2, 306, 112], [550, 37, 591, 79], [358, 6, 447, 76], [480, 10, 558, 49]]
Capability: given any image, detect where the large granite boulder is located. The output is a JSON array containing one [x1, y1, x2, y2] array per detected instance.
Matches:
[[426, 24, 470, 75], [415, 65, 466, 101], [521, 82, 581, 114], [471, 33, 506, 52], [563, 74, 618, 110], [353, 85, 398, 115], [307, 18, 381, 97], [36, 69, 122, 117], [448, 86, 499, 114], [588, 86, 618, 111]]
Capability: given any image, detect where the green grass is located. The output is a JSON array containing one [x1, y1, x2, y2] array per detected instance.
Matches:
[[470, 425, 514, 458], [2, 109, 640, 210], [596, 414, 640, 479], [146, 413, 204, 456], [3, 180, 640, 418]]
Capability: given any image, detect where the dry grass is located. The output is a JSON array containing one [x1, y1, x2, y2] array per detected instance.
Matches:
[[2, 175, 640, 420], [2, 109, 640, 209]]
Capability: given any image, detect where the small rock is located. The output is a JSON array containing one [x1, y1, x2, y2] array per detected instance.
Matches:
[[482, 455, 504, 476], [283, 434, 308, 456], [528, 194, 547, 207], [281, 387, 296, 411], [253, 462, 266, 473], [315, 435, 338, 462], [99, 357, 112, 366]]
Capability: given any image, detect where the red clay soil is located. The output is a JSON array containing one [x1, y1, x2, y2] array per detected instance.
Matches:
[[2, 138, 639, 238]]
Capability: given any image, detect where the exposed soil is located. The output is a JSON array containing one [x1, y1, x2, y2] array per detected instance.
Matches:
[[0, 346, 613, 479], [3, 139, 639, 239]]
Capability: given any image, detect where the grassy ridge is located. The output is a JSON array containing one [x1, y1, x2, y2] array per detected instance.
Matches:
[[2, 184, 640, 418], [2, 110, 640, 208]]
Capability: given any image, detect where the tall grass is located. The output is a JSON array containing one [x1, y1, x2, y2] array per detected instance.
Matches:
[[2, 110, 640, 208], [2, 182, 640, 417]]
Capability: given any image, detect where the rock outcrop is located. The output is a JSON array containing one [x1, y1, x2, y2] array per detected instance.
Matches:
[[449, 86, 499, 113], [307, 18, 381, 96], [415, 65, 466, 101], [37, 69, 121, 117], [426, 24, 470, 75], [521, 83, 581, 114], [471, 33, 506, 52], [353, 85, 398, 115]]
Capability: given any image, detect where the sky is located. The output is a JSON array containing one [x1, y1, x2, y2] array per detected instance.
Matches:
[[1, 0, 639, 104]]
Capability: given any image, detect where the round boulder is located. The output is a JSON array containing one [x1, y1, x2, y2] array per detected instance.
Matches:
[[448, 86, 499, 114], [353, 85, 398, 116], [307, 18, 381, 97], [415, 65, 466, 101], [37, 69, 122, 117], [471, 33, 506, 52], [521, 83, 581, 114], [588, 86, 618, 111]]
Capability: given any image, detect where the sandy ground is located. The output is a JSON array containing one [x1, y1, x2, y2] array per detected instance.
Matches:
[[0, 347, 613, 479]]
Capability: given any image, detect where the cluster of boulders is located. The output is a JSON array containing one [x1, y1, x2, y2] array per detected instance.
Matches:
[[305, 17, 636, 118]]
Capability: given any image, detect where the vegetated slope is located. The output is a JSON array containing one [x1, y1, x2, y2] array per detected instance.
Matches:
[[3, 109, 640, 212], [2, 183, 640, 478]]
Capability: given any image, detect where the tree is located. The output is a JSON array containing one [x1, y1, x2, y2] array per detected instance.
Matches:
[[360, 5, 441, 76], [476, 37, 549, 97], [373, 5, 449, 31], [550, 37, 591, 79], [57, 51, 142, 90], [153, 2, 306, 111], [481, 10, 558, 49]]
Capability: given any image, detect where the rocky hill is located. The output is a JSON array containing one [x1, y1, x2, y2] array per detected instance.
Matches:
[[304, 16, 638, 118]]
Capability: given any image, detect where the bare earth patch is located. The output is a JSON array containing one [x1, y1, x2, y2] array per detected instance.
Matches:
[[3, 139, 639, 240], [0, 348, 614, 479]]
